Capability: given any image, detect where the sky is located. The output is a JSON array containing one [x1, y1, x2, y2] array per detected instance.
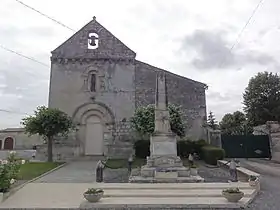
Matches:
[[0, 0, 279, 128]]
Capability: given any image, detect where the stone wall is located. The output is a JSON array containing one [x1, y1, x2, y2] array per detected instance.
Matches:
[[135, 61, 207, 140], [254, 121, 280, 161], [35, 131, 80, 162], [204, 126, 222, 148], [0, 128, 43, 150]]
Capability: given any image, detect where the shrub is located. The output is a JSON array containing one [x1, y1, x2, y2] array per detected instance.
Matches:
[[134, 139, 210, 159], [131, 104, 185, 137], [202, 146, 225, 165], [222, 187, 241, 193], [177, 141, 191, 158], [177, 139, 208, 158], [0, 152, 25, 192], [84, 188, 104, 194], [134, 140, 150, 158], [193, 139, 208, 158]]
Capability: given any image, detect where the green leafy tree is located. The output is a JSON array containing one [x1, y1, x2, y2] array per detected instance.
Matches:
[[219, 111, 253, 135], [131, 104, 185, 137], [243, 71, 280, 126], [207, 111, 218, 129], [21, 106, 74, 162]]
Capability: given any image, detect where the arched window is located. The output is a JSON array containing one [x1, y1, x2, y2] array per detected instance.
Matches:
[[89, 73, 96, 92], [4, 137, 14, 150]]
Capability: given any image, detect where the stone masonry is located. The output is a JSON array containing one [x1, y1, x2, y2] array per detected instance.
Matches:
[[1, 17, 207, 161], [254, 121, 280, 162]]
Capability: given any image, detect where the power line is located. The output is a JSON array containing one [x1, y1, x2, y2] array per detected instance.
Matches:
[[0, 44, 50, 68], [0, 109, 29, 115], [14, 0, 76, 32], [219, 0, 265, 68]]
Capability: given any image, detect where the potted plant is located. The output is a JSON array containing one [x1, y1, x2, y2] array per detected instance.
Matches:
[[248, 175, 259, 187], [190, 164, 198, 176], [222, 187, 244, 203], [83, 188, 104, 203]]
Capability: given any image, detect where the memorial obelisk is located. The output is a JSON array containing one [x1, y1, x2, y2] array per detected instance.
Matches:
[[129, 72, 204, 183]]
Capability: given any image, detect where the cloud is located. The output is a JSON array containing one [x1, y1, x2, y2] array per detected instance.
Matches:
[[181, 29, 275, 70]]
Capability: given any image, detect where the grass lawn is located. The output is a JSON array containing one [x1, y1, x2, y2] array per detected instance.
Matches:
[[18, 162, 63, 180], [105, 158, 193, 169]]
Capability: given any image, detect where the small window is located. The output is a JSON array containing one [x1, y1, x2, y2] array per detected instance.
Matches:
[[89, 73, 96, 92]]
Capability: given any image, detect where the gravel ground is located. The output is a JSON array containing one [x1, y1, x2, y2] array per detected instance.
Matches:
[[103, 168, 129, 183], [103, 161, 233, 183], [198, 161, 232, 183]]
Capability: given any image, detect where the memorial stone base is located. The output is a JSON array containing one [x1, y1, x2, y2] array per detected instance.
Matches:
[[129, 133, 204, 183]]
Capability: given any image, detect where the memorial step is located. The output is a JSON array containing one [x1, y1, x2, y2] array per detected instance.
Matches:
[[101, 188, 254, 197]]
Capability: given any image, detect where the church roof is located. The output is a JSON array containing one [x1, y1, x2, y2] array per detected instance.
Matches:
[[136, 61, 207, 88], [51, 17, 207, 88], [51, 17, 136, 59]]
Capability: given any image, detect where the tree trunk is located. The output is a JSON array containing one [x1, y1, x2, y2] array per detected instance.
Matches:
[[47, 136, 53, 162]]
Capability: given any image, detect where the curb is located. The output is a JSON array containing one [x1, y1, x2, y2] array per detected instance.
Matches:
[[217, 160, 260, 179], [2, 162, 68, 202], [217, 160, 260, 208]]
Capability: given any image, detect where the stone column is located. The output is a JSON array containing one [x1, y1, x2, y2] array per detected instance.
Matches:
[[154, 72, 172, 134]]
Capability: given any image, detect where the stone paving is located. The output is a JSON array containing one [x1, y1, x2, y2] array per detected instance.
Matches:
[[34, 160, 98, 183], [2, 159, 277, 209], [0, 182, 256, 209]]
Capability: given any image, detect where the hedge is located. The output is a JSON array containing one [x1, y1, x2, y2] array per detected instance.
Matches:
[[134, 140, 150, 158], [201, 146, 225, 165], [134, 139, 208, 159]]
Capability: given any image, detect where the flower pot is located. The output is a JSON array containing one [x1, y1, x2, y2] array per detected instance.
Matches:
[[222, 191, 244, 203], [83, 192, 104, 203], [190, 168, 198, 176]]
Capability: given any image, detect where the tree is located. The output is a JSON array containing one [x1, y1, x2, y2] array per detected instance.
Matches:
[[131, 104, 185, 137], [21, 106, 74, 162], [207, 111, 218, 129], [243, 71, 280, 126], [219, 111, 253, 135]]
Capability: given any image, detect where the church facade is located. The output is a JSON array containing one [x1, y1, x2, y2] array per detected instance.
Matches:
[[46, 17, 207, 159]]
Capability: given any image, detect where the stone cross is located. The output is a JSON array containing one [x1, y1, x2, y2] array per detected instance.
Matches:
[[154, 72, 171, 133]]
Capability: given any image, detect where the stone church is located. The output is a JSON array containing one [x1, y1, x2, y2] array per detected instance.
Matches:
[[0, 17, 207, 160]]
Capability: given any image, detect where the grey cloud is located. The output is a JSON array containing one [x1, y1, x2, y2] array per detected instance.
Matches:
[[1, 25, 55, 39], [181, 30, 275, 70], [207, 91, 232, 102], [0, 25, 55, 49]]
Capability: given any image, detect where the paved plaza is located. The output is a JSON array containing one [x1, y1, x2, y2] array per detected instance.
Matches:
[[1, 159, 280, 209], [33, 160, 98, 183]]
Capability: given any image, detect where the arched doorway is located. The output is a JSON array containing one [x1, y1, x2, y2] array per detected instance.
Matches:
[[0, 140, 2, 149], [4, 137, 14, 150], [85, 115, 104, 155], [72, 102, 115, 156]]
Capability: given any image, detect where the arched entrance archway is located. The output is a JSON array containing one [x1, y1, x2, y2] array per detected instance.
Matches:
[[4, 137, 14, 150], [72, 102, 115, 156]]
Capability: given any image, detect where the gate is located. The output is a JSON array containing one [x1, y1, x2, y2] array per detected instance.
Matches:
[[221, 135, 271, 158]]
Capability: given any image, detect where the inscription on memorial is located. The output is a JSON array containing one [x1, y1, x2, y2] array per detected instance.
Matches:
[[153, 142, 176, 156]]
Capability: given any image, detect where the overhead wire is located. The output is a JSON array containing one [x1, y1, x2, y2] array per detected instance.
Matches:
[[218, 0, 265, 68], [14, 0, 76, 32], [0, 44, 50, 68], [0, 109, 29, 115]]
